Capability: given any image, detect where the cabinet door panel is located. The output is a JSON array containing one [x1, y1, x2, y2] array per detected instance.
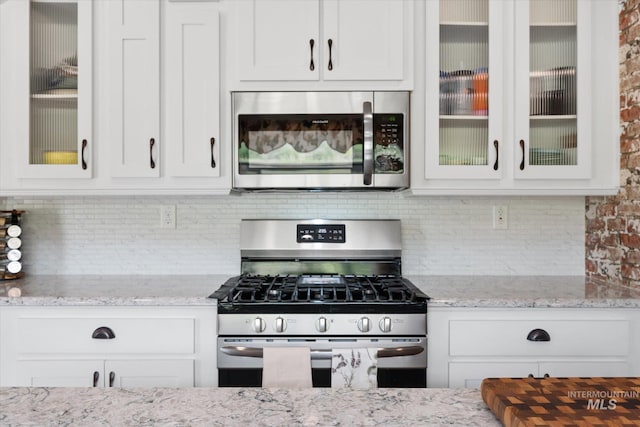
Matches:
[[322, 0, 405, 81], [449, 361, 537, 388], [236, 0, 320, 81], [165, 2, 220, 177], [13, 0, 93, 179], [424, 0, 503, 180], [539, 361, 630, 378], [513, 0, 591, 180], [16, 360, 104, 387], [108, 0, 160, 178], [106, 359, 194, 388]]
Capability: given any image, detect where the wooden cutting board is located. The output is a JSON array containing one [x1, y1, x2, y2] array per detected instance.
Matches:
[[481, 377, 640, 426]]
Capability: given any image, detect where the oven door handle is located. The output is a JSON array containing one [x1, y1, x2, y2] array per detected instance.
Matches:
[[363, 101, 374, 186], [220, 346, 424, 359]]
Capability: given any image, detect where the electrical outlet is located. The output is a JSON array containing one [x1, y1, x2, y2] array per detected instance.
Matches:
[[493, 205, 508, 230], [160, 205, 176, 229]]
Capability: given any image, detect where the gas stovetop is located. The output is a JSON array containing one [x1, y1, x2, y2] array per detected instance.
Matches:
[[211, 274, 429, 314], [212, 219, 428, 316]]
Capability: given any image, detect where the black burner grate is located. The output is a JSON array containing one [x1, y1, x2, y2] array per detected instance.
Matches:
[[216, 274, 424, 304]]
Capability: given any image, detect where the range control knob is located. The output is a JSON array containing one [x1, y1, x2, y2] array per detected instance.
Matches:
[[379, 316, 392, 333], [316, 316, 329, 333], [357, 316, 372, 333], [275, 317, 287, 333], [253, 317, 266, 333]]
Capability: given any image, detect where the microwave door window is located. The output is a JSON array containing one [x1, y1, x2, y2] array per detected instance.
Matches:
[[238, 114, 363, 174]]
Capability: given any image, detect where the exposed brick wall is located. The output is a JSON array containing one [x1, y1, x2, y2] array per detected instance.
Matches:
[[586, 0, 640, 288]]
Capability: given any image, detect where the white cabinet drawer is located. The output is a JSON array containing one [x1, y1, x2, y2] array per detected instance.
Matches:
[[449, 319, 629, 357], [17, 316, 195, 355]]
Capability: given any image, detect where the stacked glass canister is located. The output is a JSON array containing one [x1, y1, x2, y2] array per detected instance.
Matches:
[[1, 210, 24, 280]]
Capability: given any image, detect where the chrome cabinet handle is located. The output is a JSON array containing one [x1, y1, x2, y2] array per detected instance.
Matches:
[[220, 346, 424, 359], [493, 140, 499, 171], [309, 39, 315, 71], [526, 328, 550, 342], [327, 39, 333, 70], [210, 137, 216, 168], [363, 101, 373, 185], [81, 139, 88, 170], [519, 139, 525, 170], [93, 371, 99, 387], [109, 371, 115, 387], [92, 326, 116, 339]]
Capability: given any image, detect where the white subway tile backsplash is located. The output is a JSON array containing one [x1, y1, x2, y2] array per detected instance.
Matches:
[[1, 194, 584, 276]]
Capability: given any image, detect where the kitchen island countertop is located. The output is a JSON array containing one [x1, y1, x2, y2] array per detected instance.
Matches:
[[1, 274, 640, 308], [0, 386, 500, 426]]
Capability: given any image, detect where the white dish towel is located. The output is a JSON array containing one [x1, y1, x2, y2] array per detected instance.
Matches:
[[331, 348, 378, 389], [262, 347, 313, 388]]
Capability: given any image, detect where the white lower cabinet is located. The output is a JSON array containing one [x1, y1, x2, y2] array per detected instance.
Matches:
[[448, 361, 631, 389], [0, 306, 217, 387], [15, 359, 193, 388], [428, 307, 638, 388]]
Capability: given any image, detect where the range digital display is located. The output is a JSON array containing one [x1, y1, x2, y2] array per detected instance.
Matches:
[[297, 224, 345, 243]]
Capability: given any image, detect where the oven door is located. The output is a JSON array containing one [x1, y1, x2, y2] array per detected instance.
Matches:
[[232, 91, 409, 190], [217, 336, 427, 388]]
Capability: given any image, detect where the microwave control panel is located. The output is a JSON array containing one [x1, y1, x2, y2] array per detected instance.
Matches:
[[297, 224, 345, 243], [375, 113, 404, 146]]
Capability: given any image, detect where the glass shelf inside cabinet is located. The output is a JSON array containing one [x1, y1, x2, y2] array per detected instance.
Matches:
[[30, 1, 79, 166], [528, 0, 577, 166], [439, 0, 489, 167]]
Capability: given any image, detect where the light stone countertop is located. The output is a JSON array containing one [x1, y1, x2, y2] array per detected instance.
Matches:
[[1, 274, 640, 308], [407, 275, 640, 308], [0, 387, 500, 426]]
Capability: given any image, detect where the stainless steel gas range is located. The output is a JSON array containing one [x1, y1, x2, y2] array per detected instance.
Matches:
[[210, 219, 429, 388]]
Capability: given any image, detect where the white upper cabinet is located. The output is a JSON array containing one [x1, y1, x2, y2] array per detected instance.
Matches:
[[415, 0, 618, 195], [236, 0, 320, 81], [512, 0, 589, 180], [232, 0, 413, 89], [321, 0, 405, 81], [0, 0, 229, 195], [164, 2, 221, 178], [107, 0, 160, 178], [424, 0, 503, 181], [1, 0, 93, 180]]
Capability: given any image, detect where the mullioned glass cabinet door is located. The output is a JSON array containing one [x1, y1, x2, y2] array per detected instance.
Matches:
[[424, 0, 503, 180], [514, 0, 590, 180], [16, 0, 92, 179]]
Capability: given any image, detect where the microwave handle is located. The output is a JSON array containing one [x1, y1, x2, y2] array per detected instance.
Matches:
[[363, 101, 373, 185], [220, 346, 424, 359]]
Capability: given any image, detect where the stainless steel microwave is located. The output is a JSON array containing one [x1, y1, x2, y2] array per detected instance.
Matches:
[[232, 91, 409, 191]]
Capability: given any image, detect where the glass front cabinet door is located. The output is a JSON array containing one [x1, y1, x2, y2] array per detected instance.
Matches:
[[514, 0, 589, 180], [425, 0, 503, 180], [16, 0, 92, 179], [425, 0, 590, 183]]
